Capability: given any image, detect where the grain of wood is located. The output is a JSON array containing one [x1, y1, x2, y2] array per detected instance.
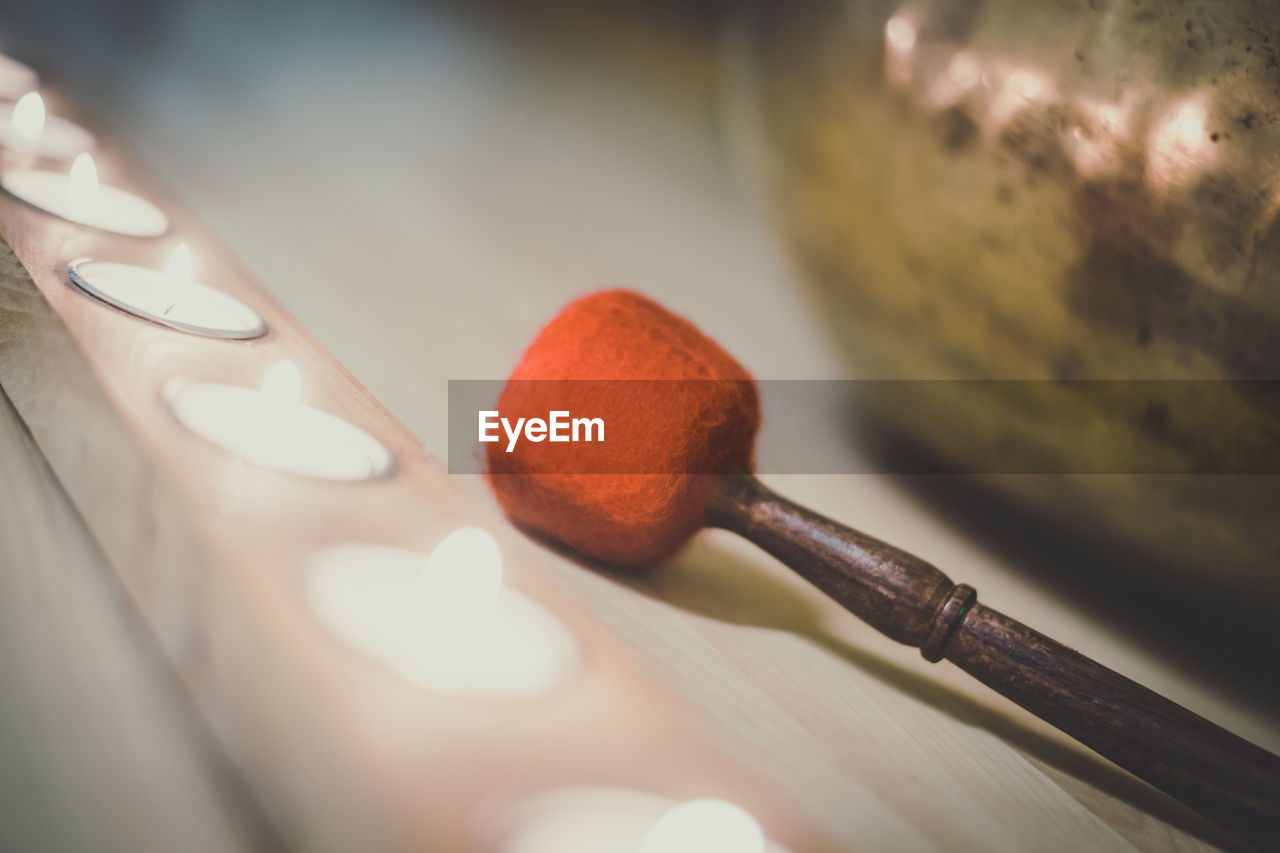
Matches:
[[0, 384, 267, 853]]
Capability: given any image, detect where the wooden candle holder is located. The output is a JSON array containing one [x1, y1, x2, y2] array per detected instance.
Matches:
[[0, 95, 824, 851]]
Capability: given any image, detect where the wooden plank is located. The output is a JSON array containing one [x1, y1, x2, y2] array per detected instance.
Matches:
[[0, 384, 268, 853], [6, 4, 1277, 849]]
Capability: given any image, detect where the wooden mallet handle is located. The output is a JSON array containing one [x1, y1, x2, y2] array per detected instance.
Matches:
[[707, 474, 1280, 847]]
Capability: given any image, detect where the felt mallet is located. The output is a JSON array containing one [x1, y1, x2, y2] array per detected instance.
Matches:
[[486, 290, 1280, 847]]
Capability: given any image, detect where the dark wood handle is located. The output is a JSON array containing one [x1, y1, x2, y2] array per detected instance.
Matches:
[[706, 474, 1280, 848]]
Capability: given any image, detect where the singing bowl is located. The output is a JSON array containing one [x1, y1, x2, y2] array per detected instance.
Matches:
[[734, 0, 1280, 629]]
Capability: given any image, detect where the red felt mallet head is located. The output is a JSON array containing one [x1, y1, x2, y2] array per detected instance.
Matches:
[[486, 289, 759, 565]]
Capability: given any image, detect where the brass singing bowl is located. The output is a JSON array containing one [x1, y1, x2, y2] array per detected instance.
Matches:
[[735, 0, 1280, 631]]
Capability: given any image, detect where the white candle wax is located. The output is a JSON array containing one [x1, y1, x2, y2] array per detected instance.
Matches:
[[0, 93, 95, 160], [68, 248, 266, 340], [480, 787, 791, 853], [306, 530, 579, 698], [166, 361, 394, 481], [0, 54, 36, 100], [1, 152, 168, 237]]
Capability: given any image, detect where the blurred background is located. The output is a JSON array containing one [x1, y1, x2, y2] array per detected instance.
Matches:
[[1, 0, 1278, 850]]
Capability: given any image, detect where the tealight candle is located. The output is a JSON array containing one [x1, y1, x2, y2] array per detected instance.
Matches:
[[481, 787, 792, 853], [166, 360, 395, 481], [68, 243, 267, 339], [0, 54, 36, 100], [306, 529, 579, 697], [1, 152, 168, 236], [0, 92, 95, 160]]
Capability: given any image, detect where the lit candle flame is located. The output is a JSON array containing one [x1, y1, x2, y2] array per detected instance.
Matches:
[[261, 359, 303, 405], [165, 242, 193, 285], [412, 527, 504, 641], [12, 91, 45, 140], [161, 242, 194, 317], [638, 800, 766, 853], [260, 360, 304, 468], [67, 152, 98, 215]]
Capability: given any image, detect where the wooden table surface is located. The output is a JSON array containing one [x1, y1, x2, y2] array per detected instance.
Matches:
[[2, 2, 1277, 850]]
